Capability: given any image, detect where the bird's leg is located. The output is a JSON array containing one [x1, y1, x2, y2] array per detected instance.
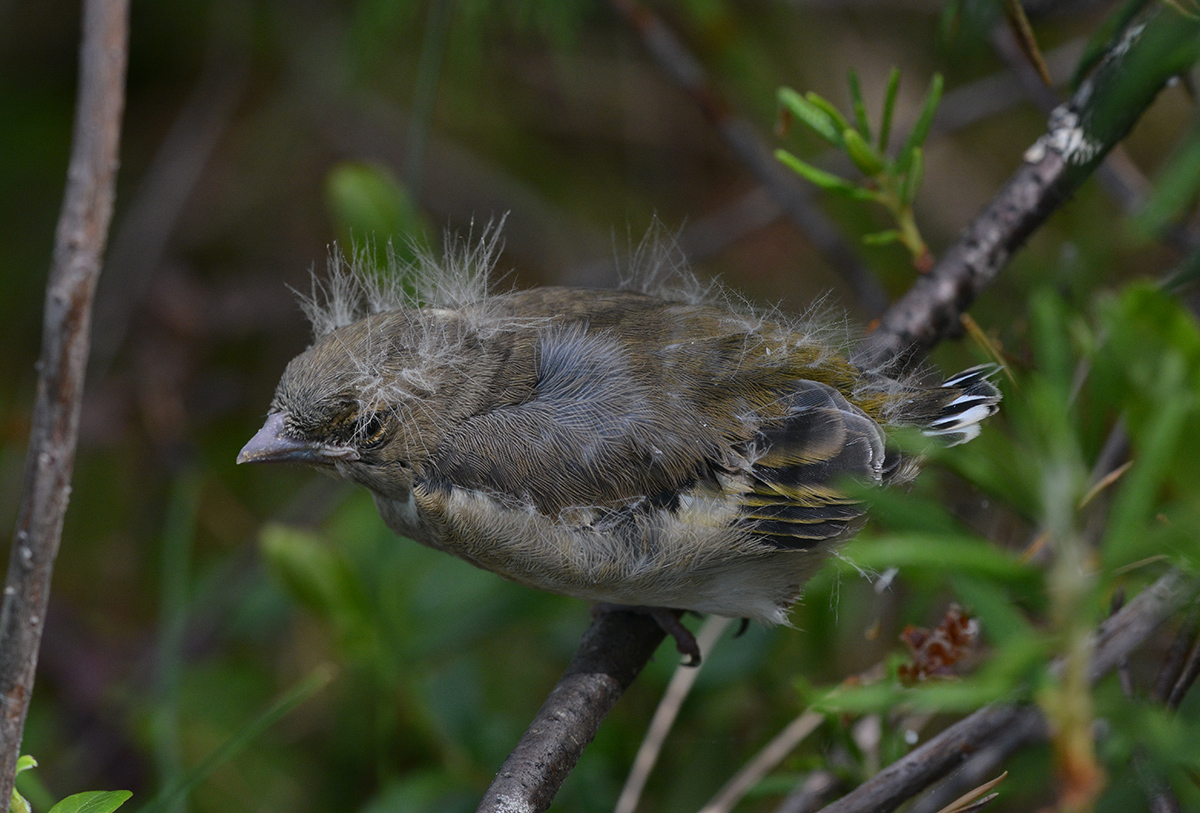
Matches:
[[591, 603, 702, 666]]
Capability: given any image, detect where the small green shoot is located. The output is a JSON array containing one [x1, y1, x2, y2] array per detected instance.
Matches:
[[9, 756, 131, 813], [776, 69, 943, 271]]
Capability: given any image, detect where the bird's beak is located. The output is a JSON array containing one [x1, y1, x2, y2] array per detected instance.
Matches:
[[237, 412, 361, 465]]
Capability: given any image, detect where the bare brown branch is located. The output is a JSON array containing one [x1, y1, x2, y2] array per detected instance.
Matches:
[[475, 610, 667, 813], [0, 0, 129, 801]]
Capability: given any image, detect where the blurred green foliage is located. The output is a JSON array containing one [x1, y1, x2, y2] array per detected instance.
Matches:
[[4, 0, 1200, 811]]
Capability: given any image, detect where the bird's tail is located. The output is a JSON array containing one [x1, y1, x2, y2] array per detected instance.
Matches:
[[919, 365, 1002, 446]]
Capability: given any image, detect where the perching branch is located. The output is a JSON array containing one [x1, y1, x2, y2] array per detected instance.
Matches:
[[0, 0, 129, 803], [475, 610, 666, 812], [477, 10, 1200, 813]]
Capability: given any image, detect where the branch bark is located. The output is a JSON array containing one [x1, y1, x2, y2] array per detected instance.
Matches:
[[476, 610, 666, 812], [0, 0, 129, 802]]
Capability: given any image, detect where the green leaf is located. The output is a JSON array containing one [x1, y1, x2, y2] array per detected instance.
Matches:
[[803, 91, 853, 138], [950, 574, 1040, 646], [898, 73, 943, 174], [847, 68, 871, 141], [137, 667, 334, 813], [776, 88, 841, 146], [1070, 0, 1153, 89], [1133, 123, 1200, 239], [10, 756, 37, 813], [259, 523, 370, 628], [844, 534, 1037, 584], [46, 791, 132, 813], [862, 230, 901, 246], [842, 128, 885, 176], [325, 162, 426, 251], [879, 67, 901, 153], [1102, 351, 1194, 569], [901, 145, 925, 206], [775, 149, 877, 201]]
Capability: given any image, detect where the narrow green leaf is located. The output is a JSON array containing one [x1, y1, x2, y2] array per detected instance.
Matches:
[[1102, 352, 1194, 568], [775, 149, 877, 201], [1070, 0, 1152, 89], [950, 574, 1039, 646], [879, 67, 901, 153], [901, 145, 925, 206], [137, 667, 335, 813], [843, 128, 886, 175], [804, 91, 853, 137], [14, 757, 36, 776], [847, 68, 871, 140], [862, 230, 901, 246], [898, 73, 944, 174], [259, 523, 366, 622], [776, 88, 841, 146], [844, 534, 1037, 583], [1133, 123, 1200, 239], [47, 791, 132, 813]]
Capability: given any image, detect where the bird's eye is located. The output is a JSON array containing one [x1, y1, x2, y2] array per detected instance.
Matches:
[[358, 413, 390, 448]]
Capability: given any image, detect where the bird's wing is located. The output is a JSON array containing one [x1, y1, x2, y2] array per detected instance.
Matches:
[[420, 322, 886, 551], [733, 380, 887, 549], [420, 324, 721, 516]]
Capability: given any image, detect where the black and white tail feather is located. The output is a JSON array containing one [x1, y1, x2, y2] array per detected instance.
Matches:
[[922, 365, 1002, 446]]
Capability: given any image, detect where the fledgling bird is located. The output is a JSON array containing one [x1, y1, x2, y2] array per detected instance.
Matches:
[[238, 231, 1000, 661]]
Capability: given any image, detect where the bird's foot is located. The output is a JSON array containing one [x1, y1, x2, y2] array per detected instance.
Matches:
[[592, 603, 702, 666]]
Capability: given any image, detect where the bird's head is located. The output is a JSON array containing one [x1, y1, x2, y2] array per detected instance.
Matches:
[[237, 309, 491, 499]]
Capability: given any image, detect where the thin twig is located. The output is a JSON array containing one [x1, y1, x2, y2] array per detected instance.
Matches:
[[775, 771, 841, 813], [699, 710, 826, 813], [608, 0, 888, 316], [0, 0, 129, 803]]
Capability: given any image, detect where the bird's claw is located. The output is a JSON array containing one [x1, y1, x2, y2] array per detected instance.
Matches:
[[591, 603, 702, 666]]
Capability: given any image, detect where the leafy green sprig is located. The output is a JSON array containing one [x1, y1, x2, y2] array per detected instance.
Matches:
[[776, 69, 943, 271]]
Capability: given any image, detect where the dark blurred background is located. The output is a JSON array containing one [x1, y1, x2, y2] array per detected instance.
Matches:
[[1, 1, 1196, 811]]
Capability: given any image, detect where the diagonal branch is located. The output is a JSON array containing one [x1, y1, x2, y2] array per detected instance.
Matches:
[[0, 0, 130, 803], [475, 610, 666, 812], [856, 9, 1200, 370]]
